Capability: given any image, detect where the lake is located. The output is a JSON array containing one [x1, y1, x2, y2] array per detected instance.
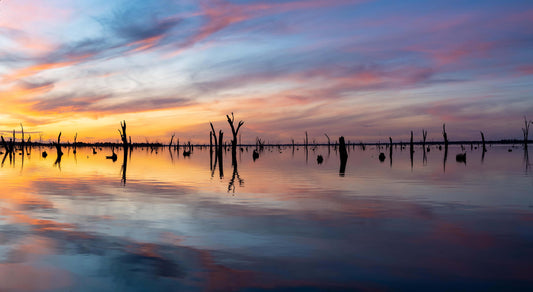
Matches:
[[0, 144, 532, 291]]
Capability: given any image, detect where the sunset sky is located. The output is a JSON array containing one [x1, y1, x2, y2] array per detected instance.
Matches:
[[0, 0, 532, 143]]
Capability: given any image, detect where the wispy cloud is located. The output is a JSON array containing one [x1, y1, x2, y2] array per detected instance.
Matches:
[[26, 93, 193, 115]]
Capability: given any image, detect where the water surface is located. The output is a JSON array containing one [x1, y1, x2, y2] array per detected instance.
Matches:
[[0, 145, 532, 291]]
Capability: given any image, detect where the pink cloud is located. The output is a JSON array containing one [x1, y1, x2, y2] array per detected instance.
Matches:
[[128, 35, 165, 53], [169, 0, 366, 55], [3, 61, 78, 81], [516, 65, 533, 76], [0, 0, 71, 30], [1, 53, 95, 84]]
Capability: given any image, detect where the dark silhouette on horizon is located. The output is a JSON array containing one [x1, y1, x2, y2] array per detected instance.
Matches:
[[410, 131, 414, 170], [118, 120, 130, 148], [339, 136, 348, 176], [73, 132, 78, 154], [389, 137, 393, 167], [121, 147, 129, 185], [226, 112, 244, 166], [106, 147, 118, 162], [209, 123, 225, 179], [456, 153, 466, 164], [1, 117, 532, 182], [522, 116, 531, 150], [443, 124, 449, 151], [53, 132, 63, 168]]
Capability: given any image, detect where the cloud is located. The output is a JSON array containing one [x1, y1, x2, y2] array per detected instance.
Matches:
[[15, 80, 56, 91], [0, 80, 55, 102], [27, 93, 194, 115], [101, 3, 183, 53], [0, 3, 184, 82], [96, 96, 194, 113], [28, 95, 110, 113], [2, 0, 363, 84], [195, 61, 437, 106], [2, 60, 80, 82], [167, 0, 366, 55], [516, 65, 533, 76]]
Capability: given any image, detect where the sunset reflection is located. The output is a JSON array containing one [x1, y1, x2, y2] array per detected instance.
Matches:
[[0, 145, 532, 290]]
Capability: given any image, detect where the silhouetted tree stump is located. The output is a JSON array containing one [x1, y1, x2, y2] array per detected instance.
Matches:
[[480, 131, 487, 152], [339, 136, 348, 175], [442, 124, 449, 150], [456, 153, 466, 164], [118, 120, 129, 148], [226, 113, 244, 166]]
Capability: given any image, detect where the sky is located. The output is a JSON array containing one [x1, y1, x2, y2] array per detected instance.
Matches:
[[0, 0, 532, 144]]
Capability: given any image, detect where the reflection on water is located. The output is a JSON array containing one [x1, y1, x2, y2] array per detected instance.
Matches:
[[0, 145, 532, 291]]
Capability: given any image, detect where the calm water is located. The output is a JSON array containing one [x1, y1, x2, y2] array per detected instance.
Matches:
[[0, 145, 532, 291]]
